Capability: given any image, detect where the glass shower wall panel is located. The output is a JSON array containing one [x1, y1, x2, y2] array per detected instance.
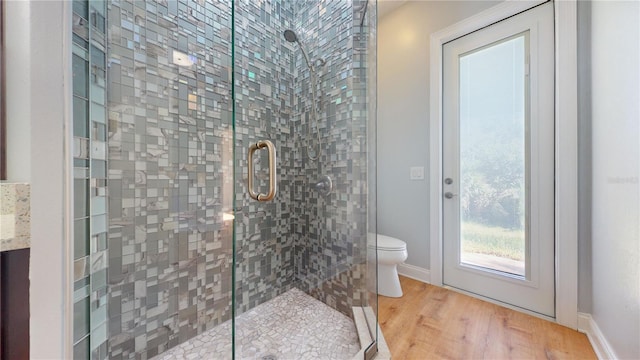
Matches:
[[233, 0, 377, 357], [292, 0, 373, 318], [104, 1, 234, 358], [232, 0, 298, 315], [358, 0, 379, 344], [72, 0, 109, 358], [234, 0, 375, 356]]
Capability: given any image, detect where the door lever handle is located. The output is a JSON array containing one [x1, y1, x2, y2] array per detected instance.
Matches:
[[444, 192, 457, 199]]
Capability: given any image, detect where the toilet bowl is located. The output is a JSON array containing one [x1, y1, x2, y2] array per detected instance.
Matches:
[[368, 234, 408, 298]]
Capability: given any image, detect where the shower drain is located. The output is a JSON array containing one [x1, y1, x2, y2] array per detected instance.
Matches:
[[261, 354, 278, 360]]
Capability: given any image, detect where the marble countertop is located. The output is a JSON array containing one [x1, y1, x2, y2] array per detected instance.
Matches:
[[0, 182, 31, 252]]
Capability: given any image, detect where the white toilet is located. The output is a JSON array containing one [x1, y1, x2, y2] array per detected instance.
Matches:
[[369, 233, 408, 298]]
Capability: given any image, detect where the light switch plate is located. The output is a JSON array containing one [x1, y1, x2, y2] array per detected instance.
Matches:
[[410, 166, 425, 180]]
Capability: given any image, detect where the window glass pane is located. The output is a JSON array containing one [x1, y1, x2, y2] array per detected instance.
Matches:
[[459, 34, 527, 276]]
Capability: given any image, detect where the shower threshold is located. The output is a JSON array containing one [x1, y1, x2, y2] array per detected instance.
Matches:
[[152, 288, 361, 360]]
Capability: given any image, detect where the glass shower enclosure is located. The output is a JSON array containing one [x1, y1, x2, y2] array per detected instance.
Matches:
[[71, 0, 377, 358]]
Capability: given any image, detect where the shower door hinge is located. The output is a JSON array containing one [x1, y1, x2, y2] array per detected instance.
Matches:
[[364, 342, 378, 360]]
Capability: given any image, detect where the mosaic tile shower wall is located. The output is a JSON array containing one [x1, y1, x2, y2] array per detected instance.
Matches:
[[290, 0, 374, 316], [106, 1, 234, 358]]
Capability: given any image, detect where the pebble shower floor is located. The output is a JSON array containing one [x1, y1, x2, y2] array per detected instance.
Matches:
[[151, 288, 361, 360]]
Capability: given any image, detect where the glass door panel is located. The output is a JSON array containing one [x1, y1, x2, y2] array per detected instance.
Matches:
[[459, 34, 528, 277], [81, 1, 235, 359], [232, 0, 378, 358]]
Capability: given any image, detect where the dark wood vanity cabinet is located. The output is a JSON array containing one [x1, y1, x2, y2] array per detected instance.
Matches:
[[0, 249, 30, 360]]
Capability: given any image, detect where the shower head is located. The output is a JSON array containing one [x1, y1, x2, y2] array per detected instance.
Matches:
[[283, 29, 318, 74], [283, 29, 298, 43]]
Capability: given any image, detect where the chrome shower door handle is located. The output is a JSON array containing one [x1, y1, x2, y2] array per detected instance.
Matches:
[[247, 140, 277, 201]]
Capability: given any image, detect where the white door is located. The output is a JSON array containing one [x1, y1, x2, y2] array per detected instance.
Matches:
[[442, 3, 555, 317]]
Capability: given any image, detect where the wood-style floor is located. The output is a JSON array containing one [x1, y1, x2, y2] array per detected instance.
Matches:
[[378, 276, 597, 359]]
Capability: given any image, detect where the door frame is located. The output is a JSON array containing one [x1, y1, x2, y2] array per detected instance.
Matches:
[[429, 0, 578, 329]]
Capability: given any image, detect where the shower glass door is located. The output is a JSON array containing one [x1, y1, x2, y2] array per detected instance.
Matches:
[[102, 1, 236, 359], [231, 1, 379, 358]]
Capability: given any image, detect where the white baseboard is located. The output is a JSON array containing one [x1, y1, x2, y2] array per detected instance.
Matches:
[[397, 263, 430, 284], [578, 312, 618, 360]]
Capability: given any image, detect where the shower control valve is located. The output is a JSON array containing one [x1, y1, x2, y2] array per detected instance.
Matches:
[[313, 175, 333, 197]]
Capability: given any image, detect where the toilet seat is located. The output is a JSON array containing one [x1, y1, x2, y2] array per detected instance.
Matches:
[[368, 233, 407, 251]]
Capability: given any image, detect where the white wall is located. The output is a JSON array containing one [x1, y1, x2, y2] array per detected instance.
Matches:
[[4, 0, 32, 182], [590, 1, 640, 358], [5, 1, 71, 358], [377, 1, 498, 269]]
